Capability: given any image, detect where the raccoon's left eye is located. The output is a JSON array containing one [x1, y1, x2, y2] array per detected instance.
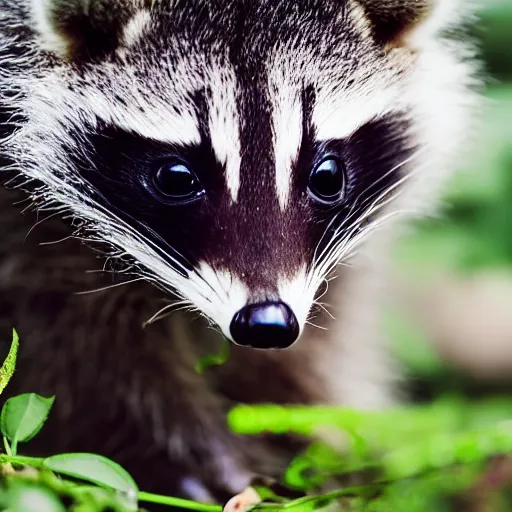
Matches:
[[151, 162, 205, 203], [308, 157, 346, 205]]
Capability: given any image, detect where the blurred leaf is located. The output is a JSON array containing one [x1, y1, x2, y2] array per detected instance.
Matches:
[[0, 329, 19, 396], [479, 1, 512, 80], [195, 339, 230, 374], [396, 86, 512, 275], [384, 309, 446, 378], [2, 480, 65, 512]]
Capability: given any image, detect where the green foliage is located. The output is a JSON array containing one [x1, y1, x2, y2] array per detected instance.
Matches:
[[0, 480, 66, 512], [195, 339, 230, 374], [0, 333, 224, 512], [396, 86, 512, 275], [42, 454, 138, 497], [479, 0, 512, 80], [226, 399, 512, 509], [1, 394, 55, 455], [228, 399, 512, 470], [0, 330, 18, 397], [0, 333, 504, 511], [383, 309, 447, 379]]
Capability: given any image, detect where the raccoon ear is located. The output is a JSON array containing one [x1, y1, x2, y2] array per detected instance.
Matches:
[[31, 0, 148, 60], [357, 0, 463, 48]]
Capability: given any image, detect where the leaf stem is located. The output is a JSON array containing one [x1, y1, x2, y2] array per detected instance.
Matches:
[[138, 491, 223, 511], [0, 454, 45, 468], [2, 436, 11, 456]]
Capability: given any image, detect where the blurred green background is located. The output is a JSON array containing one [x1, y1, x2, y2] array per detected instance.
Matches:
[[389, 0, 512, 395]]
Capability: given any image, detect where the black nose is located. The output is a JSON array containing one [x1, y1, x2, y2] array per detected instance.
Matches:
[[230, 302, 300, 349]]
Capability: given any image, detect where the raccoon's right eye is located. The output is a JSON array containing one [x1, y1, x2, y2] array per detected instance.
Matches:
[[151, 162, 205, 204], [308, 157, 346, 205]]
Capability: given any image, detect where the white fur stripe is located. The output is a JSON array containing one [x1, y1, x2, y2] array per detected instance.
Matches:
[[121, 9, 152, 48], [312, 81, 402, 142], [196, 262, 248, 339], [31, 72, 202, 147], [31, 0, 68, 56], [278, 266, 315, 331], [207, 67, 241, 202], [269, 76, 303, 210]]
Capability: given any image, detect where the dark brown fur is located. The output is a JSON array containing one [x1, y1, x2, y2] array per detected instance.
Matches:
[[0, 185, 324, 500]]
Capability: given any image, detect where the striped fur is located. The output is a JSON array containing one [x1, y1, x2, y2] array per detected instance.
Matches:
[[0, 0, 480, 500]]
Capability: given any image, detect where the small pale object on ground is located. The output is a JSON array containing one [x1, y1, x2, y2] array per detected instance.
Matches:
[[223, 486, 261, 512]]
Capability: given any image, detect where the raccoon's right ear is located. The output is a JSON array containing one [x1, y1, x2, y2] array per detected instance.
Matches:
[[30, 0, 150, 60], [356, 0, 465, 48]]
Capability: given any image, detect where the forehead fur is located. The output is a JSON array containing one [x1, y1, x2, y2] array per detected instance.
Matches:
[[31, 0, 417, 192], [0, 0, 479, 339]]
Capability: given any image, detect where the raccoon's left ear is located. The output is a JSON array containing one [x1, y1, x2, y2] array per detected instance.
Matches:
[[31, 0, 151, 60], [356, 0, 466, 48]]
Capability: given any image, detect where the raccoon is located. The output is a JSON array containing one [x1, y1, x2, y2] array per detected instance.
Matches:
[[0, 0, 479, 504]]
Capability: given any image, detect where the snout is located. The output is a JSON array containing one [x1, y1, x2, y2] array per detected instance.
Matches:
[[229, 301, 300, 349]]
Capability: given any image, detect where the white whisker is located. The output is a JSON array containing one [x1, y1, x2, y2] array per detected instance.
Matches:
[[74, 277, 146, 295], [303, 150, 428, 325], [23, 210, 63, 242], [143, 302, 179, 326], [305, 320, 328, 331], [314, 301, 335, 320], [312, 148, 425, 270], [39, 235, 74, 246]]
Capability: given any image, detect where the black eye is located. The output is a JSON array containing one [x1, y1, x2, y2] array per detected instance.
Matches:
[[308, 157, 346, 205], [152, 162, 204, 203]]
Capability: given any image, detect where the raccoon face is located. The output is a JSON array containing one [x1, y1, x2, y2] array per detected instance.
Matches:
[[2, 0, 476, 348]]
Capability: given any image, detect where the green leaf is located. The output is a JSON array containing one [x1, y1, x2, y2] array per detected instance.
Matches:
[[4, 480, 65, 512], [0, 393, 55, 449], [43, 453, 139, 497], [195, 339, 230, 374], [0, 329, 19, 396]]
